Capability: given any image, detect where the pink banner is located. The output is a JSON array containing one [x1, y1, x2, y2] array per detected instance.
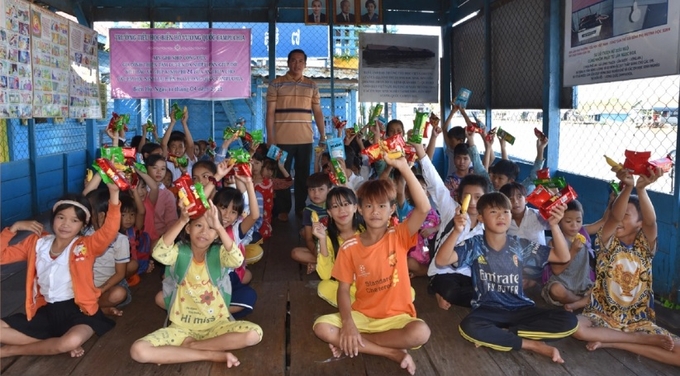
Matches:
[[109, 29, 251, 100]]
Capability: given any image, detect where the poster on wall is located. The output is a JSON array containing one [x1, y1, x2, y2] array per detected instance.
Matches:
[[357, 0, 381, 25], [358, 33, 439, 103], [30, 4, 69, 117], [305, 0, 328, 25], [68, 21, 100, 119], [109, 29, 251, 100], [0, 0, 33, 118], [564, 0, 680, 87]]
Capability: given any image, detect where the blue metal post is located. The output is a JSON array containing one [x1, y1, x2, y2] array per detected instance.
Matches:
[[27, 119, 38, 215], [330, 23, 335, 120], [483, 0, 492, 129], [672, 85, 680, 301], [267, 0, 277, 140], [542, 0, 561, 171]]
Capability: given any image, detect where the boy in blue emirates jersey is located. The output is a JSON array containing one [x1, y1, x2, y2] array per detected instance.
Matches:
[[435, 192, 578, 363]]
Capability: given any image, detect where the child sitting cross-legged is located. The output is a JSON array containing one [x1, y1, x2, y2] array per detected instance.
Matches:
[[315, 187, 363, 307], [1, 182, 121, 358], [573, 168, 679, 366], [291, 172, 332, 274], [436, 192, 578, 363], [130, 200, 262, 366], [313, 152, 431, 376], [541, 200, 594, 312]]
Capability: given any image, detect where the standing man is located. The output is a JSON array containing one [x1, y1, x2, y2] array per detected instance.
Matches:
[[266, 49, 326, 221]]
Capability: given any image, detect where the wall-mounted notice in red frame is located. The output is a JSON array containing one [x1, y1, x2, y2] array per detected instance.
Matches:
[[0, 0, 33, 118], [30, 4, 69, 118], [68, 21, 100, 119]]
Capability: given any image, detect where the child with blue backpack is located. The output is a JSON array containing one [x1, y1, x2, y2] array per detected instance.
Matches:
[[130, 200, 262, 366]]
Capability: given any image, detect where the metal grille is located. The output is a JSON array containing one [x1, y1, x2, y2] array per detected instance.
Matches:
[[35, 119, 86, 156], [491, 0, 544, 108], [452, 13, 485, 110]]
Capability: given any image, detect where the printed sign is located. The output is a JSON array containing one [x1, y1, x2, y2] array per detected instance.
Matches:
[[31, 5, 69, 118], [110, 29, 251, 100], [69, 21, 100, 119], [0, 0, 33, 118], [564, 0, 680, 86], [359, 33, 439, 103]]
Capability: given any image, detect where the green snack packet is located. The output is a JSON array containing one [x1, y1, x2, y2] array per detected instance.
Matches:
[[230, 148, 251, 163]]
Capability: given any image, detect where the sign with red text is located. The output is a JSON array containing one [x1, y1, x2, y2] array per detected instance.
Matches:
[[110, 29, 251, 100], [564, 0, 680, 86]]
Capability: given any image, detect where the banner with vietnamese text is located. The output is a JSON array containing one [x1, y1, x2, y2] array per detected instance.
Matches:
[[110, 29, 251, 100]]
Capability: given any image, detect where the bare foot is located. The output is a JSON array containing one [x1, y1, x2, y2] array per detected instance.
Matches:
[[306, 263, 317, 274], [525, 341, 564, 363], [435, 293, 451, 310], [181, 337, 197, 348], [329, 343, 342, 358], [586, 341, 602, 351], [564, 296, 589, 312], [399, 352, 416, 375], [70, 347, 85, 358], [653, 334, 675, 351], [224, 352, 240, 368], [101, 307, 123, 316], [588, 333, 675, 351]]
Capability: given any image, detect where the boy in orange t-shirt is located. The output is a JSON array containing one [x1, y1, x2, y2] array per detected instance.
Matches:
[[313, 152, 431, 376]]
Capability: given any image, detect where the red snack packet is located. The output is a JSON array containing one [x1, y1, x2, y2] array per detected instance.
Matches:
[[526, 185, 553, 209], [332, 116, 347, 130], [536, 168, 550, 180], [362, 143, 383, 164], [173, 174, 209, 219], [623, 150, 651, 175], [404, 144, 418, 164], [534, 127, 546, 140], [647, 155, 673, 174], [484, 127, 497, 143], [382, 134, 406, 158], [232, 163, 252, 177], [94, 158, 130, 191], [466, 123, 484, 135], [539, 185, 578, 220]]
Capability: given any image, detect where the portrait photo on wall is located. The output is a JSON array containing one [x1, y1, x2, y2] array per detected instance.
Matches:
[[305, 0, 328, 25], [334, 0, 357, 25], [358, 0, 381, 24]]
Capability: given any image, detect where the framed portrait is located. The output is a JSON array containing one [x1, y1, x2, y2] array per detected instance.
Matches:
[[357, 0, 381, 25], [334, 0, 357, 25], [305, 0, 328, 25]]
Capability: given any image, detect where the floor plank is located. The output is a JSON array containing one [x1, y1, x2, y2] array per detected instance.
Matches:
[[288, 280, 367, 376], [211, 281, 288, 376], [411, 277, 539, 376], [68, 270, 169, 376], [602, 348, 680, 376], [257, 218, 306, 283]]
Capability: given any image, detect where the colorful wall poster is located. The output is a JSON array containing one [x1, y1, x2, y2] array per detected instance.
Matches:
[[68, 21, 100, 119], [109, 29, 251, 100], [30, 4, 69, 117], [0, 0, 32, 118], [358, 33, 439, 103], [564, 0, 680, 86]]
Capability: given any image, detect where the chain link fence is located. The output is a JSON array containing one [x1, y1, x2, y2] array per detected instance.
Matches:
[[452, 0, 677, 195]]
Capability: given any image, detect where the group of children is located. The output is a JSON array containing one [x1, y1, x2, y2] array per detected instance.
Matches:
[[1, 104, 678, 374]]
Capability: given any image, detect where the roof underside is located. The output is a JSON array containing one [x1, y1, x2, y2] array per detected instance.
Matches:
[[34, 0, 485, 27]]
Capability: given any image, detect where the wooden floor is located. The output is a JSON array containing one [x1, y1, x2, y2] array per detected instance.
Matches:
[[1, 214, 679, 376]]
